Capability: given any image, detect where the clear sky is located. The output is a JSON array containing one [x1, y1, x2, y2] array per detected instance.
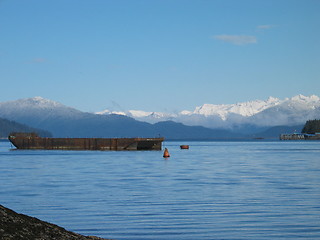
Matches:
[[0, 0, 319, 113]]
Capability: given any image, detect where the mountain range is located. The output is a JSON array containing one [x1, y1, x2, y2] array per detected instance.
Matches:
[[96, 94, 320, 130], [0, 97, 236, 139], [0, 95, 319, 139]]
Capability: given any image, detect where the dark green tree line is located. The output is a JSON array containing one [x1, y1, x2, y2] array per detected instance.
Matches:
[[302, 119, 320, 134], [0, 117, 52, 138]]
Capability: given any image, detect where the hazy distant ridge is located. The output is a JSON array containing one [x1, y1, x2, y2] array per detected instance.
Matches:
[[0, 117, 52, 138]]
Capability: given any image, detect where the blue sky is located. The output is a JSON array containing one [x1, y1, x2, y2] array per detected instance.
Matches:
[[0, 0, 319, 113]]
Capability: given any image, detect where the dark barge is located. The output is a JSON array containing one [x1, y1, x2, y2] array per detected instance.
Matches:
[[8, 133, 164, 150]]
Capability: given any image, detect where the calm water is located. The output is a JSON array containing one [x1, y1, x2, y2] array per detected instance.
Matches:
[[1, 140, 320, 240]]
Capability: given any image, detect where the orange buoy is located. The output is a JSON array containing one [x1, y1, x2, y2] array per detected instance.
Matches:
[[163, 148, 170, 158]]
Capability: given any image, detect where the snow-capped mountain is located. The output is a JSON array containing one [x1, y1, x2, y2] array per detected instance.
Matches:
[[0, 96, 77, 114], [96, 94, 320, 129], [1, 94, 319, 138], [0, 96, 84, 122], [248, 95, 320, 127], [95, 109, 172, 120], [96, 109, 127, 116], [96, 109, 176, 123], [189, 96, 281, 119], [0, 96, 153, 137], [0, 97, 237, 139]]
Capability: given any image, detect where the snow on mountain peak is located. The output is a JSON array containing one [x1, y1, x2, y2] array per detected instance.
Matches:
[[0, 96, 64, 110], [33, 96, 45, 101], [180, 110, 193, 115], [96, 108, 172, 120], [266, 96, 280, 103], [29, 96, 62, 107], [290, 94, 320, 103], [128, 110, 153, 118], [191, 97, 281, 120], [93, 94, 320, 128], [96, 109, 126, 115]]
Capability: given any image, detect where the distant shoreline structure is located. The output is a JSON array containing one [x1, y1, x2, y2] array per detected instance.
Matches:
[[279, 133, 320, 140], [280, 119, 320, 140]]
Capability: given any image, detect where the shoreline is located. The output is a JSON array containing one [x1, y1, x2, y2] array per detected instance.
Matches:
[[0, 204, 112, 240]]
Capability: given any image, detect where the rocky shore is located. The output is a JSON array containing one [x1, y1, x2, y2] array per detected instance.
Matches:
[[0, 205, 111, 240]]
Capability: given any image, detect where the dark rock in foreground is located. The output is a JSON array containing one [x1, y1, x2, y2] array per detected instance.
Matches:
[[0, 205, 111, 240]]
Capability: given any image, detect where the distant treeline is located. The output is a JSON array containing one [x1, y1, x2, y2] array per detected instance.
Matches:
[[0, 117, 52, 138], [302, 119, 320, 134]]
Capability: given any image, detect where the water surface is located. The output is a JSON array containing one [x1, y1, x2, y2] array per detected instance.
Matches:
[[1, 141, 319, 239]]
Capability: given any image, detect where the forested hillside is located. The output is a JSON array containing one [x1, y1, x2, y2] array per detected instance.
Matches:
[[302, 119, 320, 134], [0, 117, 52, 138]]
